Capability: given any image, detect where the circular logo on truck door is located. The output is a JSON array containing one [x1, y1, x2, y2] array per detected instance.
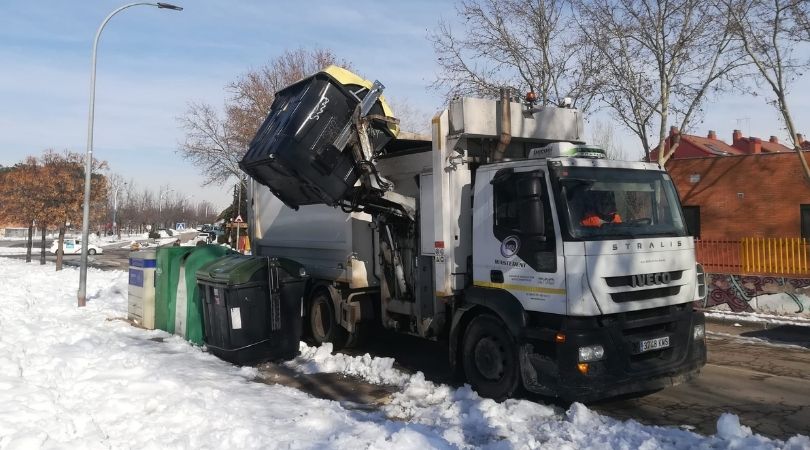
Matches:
[[500, 235, 521, 258]]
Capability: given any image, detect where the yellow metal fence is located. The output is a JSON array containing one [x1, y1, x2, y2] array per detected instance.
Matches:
[[696, 238, 810, 276]]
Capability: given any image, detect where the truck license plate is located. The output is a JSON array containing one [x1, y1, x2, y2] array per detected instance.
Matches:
[[637, 336, 670, 353]]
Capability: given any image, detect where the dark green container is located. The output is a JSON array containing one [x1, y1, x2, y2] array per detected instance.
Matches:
[[182, 245, 232, 345], [155, 246, 195, 333], [196, 255, 307, 365]]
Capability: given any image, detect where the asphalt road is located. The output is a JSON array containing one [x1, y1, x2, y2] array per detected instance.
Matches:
[[590, 321, 810, 439], [0, 232, 197, 270]]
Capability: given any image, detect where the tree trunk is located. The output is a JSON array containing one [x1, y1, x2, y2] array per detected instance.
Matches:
[[55, 226, 65, 271], [39, 225, 46, 265], [778, 95, 810, 184], [25, 221, 33, 263], [661, 134, 682, 167]]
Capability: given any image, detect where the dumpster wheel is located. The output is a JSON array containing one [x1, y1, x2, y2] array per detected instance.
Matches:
[[308, 289, 349, 349]]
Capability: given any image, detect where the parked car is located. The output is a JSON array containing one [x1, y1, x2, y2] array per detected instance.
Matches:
[[194, 232, 213, 245], [49, 238, 104, 255]]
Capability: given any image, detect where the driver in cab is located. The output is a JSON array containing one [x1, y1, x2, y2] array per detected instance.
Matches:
[[580, 192, 622, 227]]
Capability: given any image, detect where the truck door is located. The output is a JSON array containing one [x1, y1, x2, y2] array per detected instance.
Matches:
[[472, 167, 566, 314]]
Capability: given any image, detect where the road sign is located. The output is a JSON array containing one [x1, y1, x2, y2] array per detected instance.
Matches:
[[234, 215, 243, 223]]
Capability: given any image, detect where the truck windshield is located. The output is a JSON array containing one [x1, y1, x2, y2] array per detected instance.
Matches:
[[551, 165, 688, 240]]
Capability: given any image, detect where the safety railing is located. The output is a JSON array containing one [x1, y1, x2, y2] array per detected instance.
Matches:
[[695, 238, 810, 276]]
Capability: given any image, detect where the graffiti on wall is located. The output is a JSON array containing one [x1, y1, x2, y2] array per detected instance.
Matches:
[[698, 274, 810, 317]]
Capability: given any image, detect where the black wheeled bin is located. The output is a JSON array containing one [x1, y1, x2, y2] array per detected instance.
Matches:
[[239, 65, 398, 209], [196, 255, 307, 365]]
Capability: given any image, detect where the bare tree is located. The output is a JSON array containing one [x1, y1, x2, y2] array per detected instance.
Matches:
[[178, 48, 349, 187], [576, 0, 746, 165], [588, 119, 629, 160], [430, 0, 603, 110], [723, 0, 810, 182], [386, 98, 433, 135], [178, 102, 243, 187]]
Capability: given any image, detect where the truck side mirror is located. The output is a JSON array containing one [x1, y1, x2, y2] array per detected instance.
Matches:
[[517, 174, 545, 237]]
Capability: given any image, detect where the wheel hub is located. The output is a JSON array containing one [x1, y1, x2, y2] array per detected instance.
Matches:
[[474, 336, 505, 381]]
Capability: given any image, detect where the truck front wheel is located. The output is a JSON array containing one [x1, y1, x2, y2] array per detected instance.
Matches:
[[461, 314, 520, 401], [308, 289, 349, 349]]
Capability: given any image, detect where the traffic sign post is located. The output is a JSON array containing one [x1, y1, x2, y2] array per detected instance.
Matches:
[[234, 215, 243, 252]]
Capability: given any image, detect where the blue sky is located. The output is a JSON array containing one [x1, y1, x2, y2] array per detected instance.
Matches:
[[0, 0, 455, 208], [1, 1, 809, 209]]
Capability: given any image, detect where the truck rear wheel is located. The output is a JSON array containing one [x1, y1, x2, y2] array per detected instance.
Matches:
[[308, 289, 349, 349], [461, 314, 520, 401]]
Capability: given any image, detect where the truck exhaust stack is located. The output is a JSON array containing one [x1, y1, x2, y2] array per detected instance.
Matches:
[[493, 87, 512, 162]]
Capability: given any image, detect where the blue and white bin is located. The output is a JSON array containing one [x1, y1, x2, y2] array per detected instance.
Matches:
[[128, 249, 157, 329]]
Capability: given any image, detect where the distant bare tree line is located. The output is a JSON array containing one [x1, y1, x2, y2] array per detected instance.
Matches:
[[104, 175, 219, 234]]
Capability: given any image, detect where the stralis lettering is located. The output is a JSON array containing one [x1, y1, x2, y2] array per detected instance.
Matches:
[[612, 240, 683, 251], [495, 259, 526, 268]]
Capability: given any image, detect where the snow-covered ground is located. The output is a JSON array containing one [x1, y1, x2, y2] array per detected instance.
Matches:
[[707, 332, 809, 351], [705, 310, 810, 326], [0, 258, 808, 449]]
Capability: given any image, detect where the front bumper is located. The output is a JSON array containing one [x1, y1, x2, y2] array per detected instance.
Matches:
[[520, 305, 707, 403]]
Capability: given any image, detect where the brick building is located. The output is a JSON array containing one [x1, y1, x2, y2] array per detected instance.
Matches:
[[667, 152, 810, 240]]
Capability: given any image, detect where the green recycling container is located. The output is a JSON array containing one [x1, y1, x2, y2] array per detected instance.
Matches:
[[180, 245, 232, 345], [196, 255, 307, 365], [154, 246, 195, 333]]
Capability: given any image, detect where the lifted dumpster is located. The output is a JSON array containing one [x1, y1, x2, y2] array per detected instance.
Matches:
[[239, 65, 398, 209]]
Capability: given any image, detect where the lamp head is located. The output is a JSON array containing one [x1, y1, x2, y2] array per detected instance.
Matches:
[[156, 3, 183, 11]]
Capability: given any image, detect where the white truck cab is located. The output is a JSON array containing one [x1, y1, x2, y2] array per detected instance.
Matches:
[[462, 152, 705, 399], [241, 67, 706, 401]]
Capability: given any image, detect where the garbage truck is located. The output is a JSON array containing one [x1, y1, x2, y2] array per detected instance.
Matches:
[[240, 66, 707, 401]]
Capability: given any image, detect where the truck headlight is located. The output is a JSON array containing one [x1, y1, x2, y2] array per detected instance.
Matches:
[[693, 324, 705, 341], [578, 344, 605, 362]]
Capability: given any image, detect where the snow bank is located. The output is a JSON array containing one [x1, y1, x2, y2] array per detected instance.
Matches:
[[0, 259, 468, 449], [0, 247, 29, 256], [705, 310, 810, 326], [707, 331, 810, 351], [287, 344, 810, 449], [0, 258, 808, 449]]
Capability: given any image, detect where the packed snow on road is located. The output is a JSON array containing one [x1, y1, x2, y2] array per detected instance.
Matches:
[[0, 258, 807, 449]]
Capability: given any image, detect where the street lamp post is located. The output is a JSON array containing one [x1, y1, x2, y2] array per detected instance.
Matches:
[[181, 194, 193, 227], [78, 2, 183, 308], [158, 188, 174, 230]]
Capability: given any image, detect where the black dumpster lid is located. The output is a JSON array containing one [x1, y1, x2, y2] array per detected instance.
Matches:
[[196, 255, 266, 285]]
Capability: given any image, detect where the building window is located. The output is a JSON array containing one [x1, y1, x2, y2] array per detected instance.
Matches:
[[801, 205, 810, 240], [682, 206, 701, 239]]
